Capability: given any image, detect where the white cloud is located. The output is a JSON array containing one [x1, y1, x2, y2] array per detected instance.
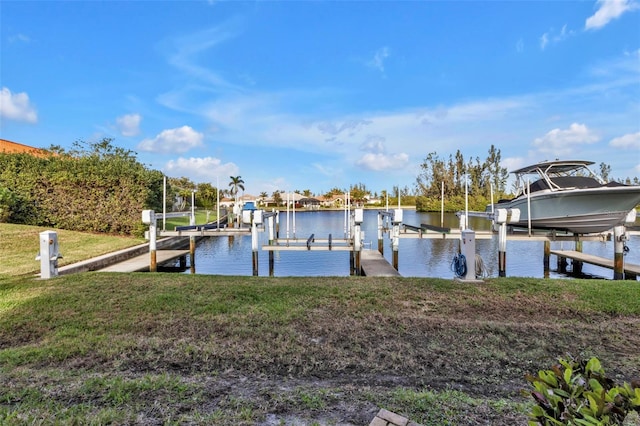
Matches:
[[356, 152, 409, 171], [367, 47, 390, 73], [609, 131, 640, 149], [539, 25, 575, 50], [539, 32, 549, 50], [8, 33, 30, 44], [532, 123, 600, 157], [116, 113, 141, 137], [164, 156, 239, 182], [137, 125, 204, 153], [0, 87, 37, 123], [585, 0, 639, 30]]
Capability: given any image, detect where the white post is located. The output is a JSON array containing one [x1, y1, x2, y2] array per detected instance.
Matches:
[[464, 174, 469, 229], [286, 192, 290, 240], [163, 176, 167, 231], [526, 178, 532, 236], [441, 181, 444, 228], [344, 192, 348, 238], [216, 176, 220, 230], [190, 191, 196, 226]]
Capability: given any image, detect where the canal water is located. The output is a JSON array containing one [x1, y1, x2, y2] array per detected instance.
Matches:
[[186, 209, 640, 279]]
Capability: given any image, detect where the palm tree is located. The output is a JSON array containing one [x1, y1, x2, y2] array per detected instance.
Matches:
[[228, 176, 245, 204], [259, 191, 268, 207]]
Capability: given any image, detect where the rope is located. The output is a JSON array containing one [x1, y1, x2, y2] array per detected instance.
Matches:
[[475, 254, 489, 279], [451, 253, 467, 278]]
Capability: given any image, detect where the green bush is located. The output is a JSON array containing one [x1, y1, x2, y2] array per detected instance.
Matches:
[[525, 356, 640, 425], [0, 186, 16, 222]]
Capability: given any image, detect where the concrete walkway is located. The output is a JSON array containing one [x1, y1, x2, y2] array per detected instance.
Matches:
[[360, 250, 401, 277]]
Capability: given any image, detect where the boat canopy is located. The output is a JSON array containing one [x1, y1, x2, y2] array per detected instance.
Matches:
[[511, 160, 595, 175]]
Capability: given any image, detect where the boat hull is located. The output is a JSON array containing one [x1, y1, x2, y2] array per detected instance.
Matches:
[[493, 186, 640, 234]]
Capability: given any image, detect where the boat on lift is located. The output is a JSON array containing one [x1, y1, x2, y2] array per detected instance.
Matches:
[[488, 160, 640, 234]]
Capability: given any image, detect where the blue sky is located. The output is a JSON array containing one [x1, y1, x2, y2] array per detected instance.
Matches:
[[1, 0, 639, 196]]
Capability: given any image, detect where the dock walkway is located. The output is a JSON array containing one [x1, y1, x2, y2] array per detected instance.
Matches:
[[360, 250, 401, 277], [550, 250, 640, 277], [98, 250, 190, 273]]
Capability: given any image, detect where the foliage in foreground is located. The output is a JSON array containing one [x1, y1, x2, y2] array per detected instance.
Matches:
[[526, 356, 640, 425], [0, 139, 164, 236]]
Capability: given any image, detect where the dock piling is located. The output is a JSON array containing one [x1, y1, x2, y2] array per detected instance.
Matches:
[[613, 226, 625, 280], [543, 240, 550, 278]]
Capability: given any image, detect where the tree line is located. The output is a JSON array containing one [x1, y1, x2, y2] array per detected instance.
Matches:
[[414, 145, 509, 212], [2, 138, 637, 235]]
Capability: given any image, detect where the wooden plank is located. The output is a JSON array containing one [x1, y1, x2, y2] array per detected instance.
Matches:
[[98, 250, 189, 273], [550, 250, 640, 275]]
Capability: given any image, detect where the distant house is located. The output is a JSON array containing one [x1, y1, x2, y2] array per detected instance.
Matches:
[[318, 195, 345, 208], [0, 139, 48, 157], [299, 197, 321, 210]]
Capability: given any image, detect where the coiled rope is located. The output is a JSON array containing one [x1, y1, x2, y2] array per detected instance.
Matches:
[[474, 254, 488, 279]]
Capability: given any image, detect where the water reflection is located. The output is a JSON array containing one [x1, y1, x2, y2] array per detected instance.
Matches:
[[185, 209, 639, 279]]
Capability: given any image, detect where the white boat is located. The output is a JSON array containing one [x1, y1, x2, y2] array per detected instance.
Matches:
[[489, 160, 640, 234]]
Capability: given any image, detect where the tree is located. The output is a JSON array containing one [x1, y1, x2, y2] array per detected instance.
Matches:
[[485, 145, 508, 197], [259, 192, 268, 206], [197, 182, 217, 210], [228, 176, 245, 203], [272, 191, 283, 206], [599, 162, 612, 182]]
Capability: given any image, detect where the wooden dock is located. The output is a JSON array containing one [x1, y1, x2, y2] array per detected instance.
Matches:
[[550, 250, 640, 277], [360, 250, 401, 277], [97, 250, 190, 272]]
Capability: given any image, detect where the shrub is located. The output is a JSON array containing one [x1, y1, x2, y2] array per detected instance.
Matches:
[[525, 356, 640, 425]]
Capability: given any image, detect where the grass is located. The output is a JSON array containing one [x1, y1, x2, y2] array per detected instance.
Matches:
[[0, 223, 639, 424], [0, 223, 145, 277], [0, 211, 218, 278], [1, 272, 639, 424]]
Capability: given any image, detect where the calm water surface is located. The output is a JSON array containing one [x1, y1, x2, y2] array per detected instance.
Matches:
[[186, 209, 640, 279]]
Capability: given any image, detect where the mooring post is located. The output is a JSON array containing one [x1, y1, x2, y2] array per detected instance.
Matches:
[[250, 210, 262, 276], [377, 212, 384, 255], [573, 239, 583, 276], [613, 225, 626, 280], [391, 208, 402, 271], [543, 240, 551, 278], [142, 210, 158, 272], [494, 209, 508, 277], [351, 208, 364, 275], [498, 222, 507, 277], [267, 212, 275, 277], [189, 209, 196, 274]]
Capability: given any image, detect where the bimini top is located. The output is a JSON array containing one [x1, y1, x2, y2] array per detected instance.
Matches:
[[511, 160, 596, 175]]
